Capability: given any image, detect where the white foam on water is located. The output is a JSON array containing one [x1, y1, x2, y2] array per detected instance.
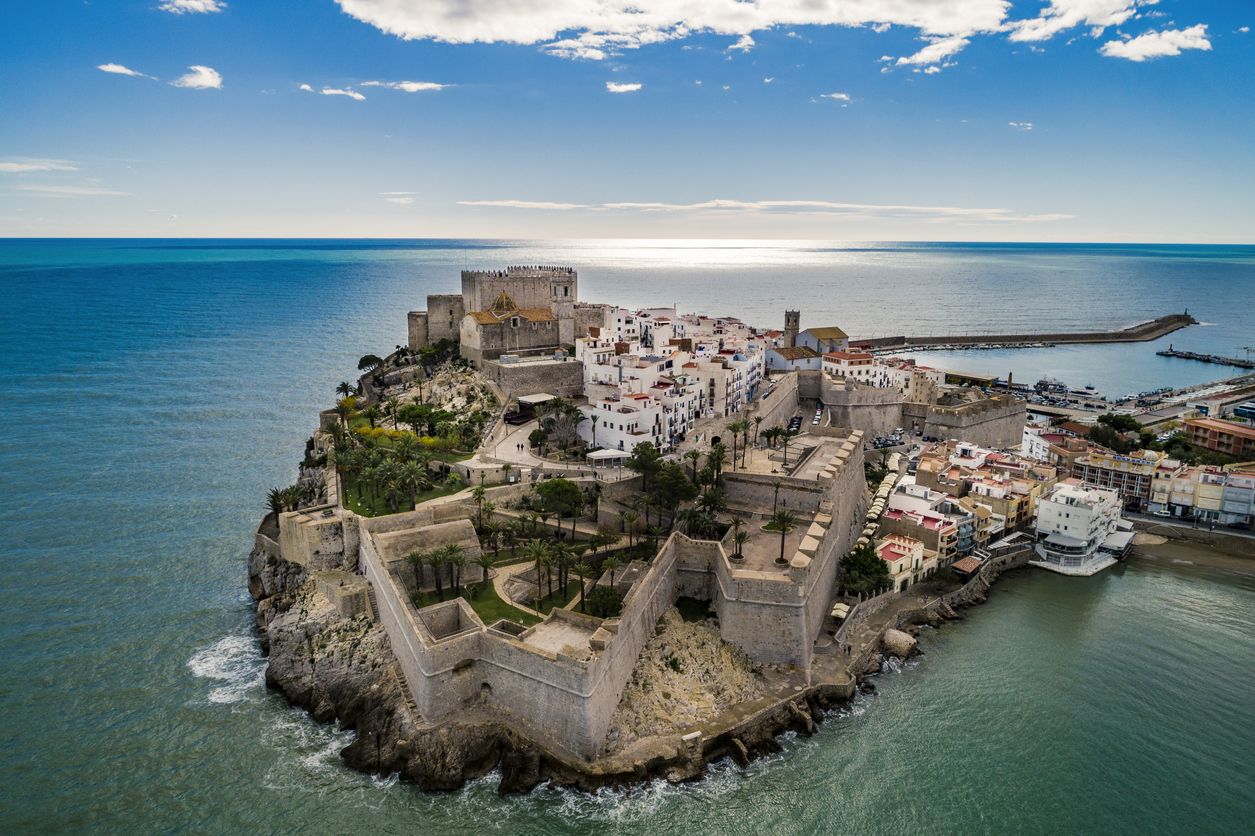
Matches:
[[187, 634, 265, 704]]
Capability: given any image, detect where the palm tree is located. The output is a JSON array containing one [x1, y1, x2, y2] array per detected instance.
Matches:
[[524, 541, 548, 610], [473, 552, 495, 592], [400, 460, 429, 507], [471, 485, 487, 529], [385, 396, 401, 430], [501, 462, 513, 484], [425, 549, 445, 597], [698, 486, 727, 516], [677, 507, 700, 536], [549, 541, 571, 595], [573, 562, 593, 612], [444, 544, 467, 595], [602, 556, 621, 586], [707, 443, 728, 487], [753, 415, 764, 447], [336, 380, 355, 399], [621, 510, 640, 547], [362, 404, 382, 429], [334, 397, 356, 430], [734, 530, 749, 560], [406, 550, 425, 593], [771, 509, 797, 566], [589, 414, 600, 447], [727, 420, 747, 470], [740, 420, 753, 467], [782, 428, 799, 467], [481, 500, 496, 528], [684, 449, 702, 483], [266, 487, 287, 519]]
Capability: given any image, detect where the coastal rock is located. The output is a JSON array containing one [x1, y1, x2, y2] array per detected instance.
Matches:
[[882, 629, 918, 658]]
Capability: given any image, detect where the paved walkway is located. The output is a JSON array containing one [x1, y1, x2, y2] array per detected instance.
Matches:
[[490, 561, 544, 617]]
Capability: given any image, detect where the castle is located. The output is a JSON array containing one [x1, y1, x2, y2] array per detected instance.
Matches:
[[409, 266, 598, 363]]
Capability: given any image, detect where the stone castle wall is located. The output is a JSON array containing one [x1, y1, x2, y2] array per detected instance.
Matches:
[[481, 357, 584, 398]]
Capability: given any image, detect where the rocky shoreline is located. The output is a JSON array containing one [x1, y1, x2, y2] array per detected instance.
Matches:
[[248, 537, 1017, 794]]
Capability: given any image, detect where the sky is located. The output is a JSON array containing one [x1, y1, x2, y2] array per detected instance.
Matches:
[[0, 0, 1252, 241]]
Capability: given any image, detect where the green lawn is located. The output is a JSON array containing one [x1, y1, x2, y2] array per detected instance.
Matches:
[[413, 582, 540, 627], [342, 476, 463, 518]]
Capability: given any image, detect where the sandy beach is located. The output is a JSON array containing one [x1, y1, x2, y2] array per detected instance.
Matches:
[[1131, 538, 1255, 577]]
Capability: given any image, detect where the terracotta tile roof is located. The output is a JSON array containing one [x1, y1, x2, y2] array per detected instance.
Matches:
[[823, 350, 873, 361], [952, 556, 982, 574], [772, 346, 819, 361], [804, 326, 849, 340]]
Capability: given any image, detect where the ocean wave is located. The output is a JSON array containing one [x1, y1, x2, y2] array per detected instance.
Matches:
[[187, 634, 265, 704]]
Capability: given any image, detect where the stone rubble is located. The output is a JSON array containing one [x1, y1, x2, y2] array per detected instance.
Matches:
[[604, 608, 765, 752]]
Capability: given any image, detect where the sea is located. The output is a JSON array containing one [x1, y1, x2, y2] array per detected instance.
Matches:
[[1, 239, 1253, 834]]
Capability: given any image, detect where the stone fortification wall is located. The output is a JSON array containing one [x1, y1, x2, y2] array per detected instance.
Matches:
[[277, 506, 359, 570], [461, 267, 576, 314], [359, 514, 686, 759], [690, 372, 799, 449], [723, 471, 828, 515], [481, 357, 584, 398], [426, 294, 465, 344], [798, 370, 904, 436], [850, 314, 1195, 349], [574, 304, 607, 339], [407, 311, 428, 352], [922, 396, 1025, 449]]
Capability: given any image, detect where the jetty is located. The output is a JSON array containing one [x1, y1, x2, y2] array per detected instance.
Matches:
[[1156, 345, 1255, 370], [851, 312, 1196, 352]]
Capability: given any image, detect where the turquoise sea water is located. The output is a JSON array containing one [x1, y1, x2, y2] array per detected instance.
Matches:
[[1, 239, 1253, 833]]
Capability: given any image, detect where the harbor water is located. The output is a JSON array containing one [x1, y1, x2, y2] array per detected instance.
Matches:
[[1, 239, 1253, 833]]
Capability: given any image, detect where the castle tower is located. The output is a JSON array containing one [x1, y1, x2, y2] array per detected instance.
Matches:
[[784, 310, 800, 348]]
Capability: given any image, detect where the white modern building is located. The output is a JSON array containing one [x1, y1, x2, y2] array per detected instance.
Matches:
[[1031, 480, 1133, 576]]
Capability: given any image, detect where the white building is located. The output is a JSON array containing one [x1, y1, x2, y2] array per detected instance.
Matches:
[[821, 350, 890, 385], [1031, 480, 1133, 576]]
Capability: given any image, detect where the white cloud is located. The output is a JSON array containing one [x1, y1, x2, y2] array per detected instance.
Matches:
[[1238, 26, 1249, 34], [158, 0, 226, 14], [1099, 24, 1212, 61], [300, 84, 365, 100], [896, 35, 969, 66], [1008, 1, 1142, 43], [382, 191, 416, 204], [14, 184, 129, 196], [333, 0, 1011, 60], [1009, 121, 1034, 130], [0, 159, 77, 173], [459, 196, 1073, 223], [820, 92, 851, 102], [170, 65, 222, 89], [924, 65, 942, 74], [606, 81, 642, 93], [728, 34, 755, 52], [361, 80, 448, 92], [763, 76, 775, 84], [459, 199, 590, 210], [97, 63, 156, 79]]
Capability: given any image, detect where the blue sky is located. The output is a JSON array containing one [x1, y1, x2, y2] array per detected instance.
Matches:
[[1, 0, 1251, 240]]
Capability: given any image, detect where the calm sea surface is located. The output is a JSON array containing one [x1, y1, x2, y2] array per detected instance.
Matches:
[[2, 239, 1253, 833]]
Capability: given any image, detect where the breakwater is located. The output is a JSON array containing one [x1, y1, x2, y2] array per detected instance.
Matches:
[[851, 312, 1196, 351], [1156, 347, 1255, 370]]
